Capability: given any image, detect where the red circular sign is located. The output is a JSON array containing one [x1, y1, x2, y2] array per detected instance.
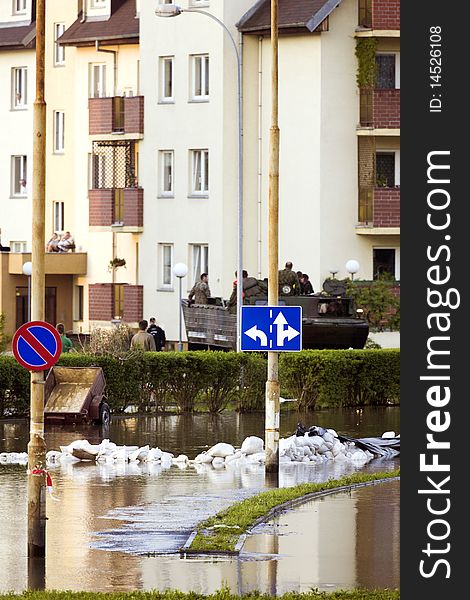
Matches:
[[12, 321, 62, 372]]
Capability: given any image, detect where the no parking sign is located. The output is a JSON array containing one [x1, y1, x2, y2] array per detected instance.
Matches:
[[12, 321, 62, 372]]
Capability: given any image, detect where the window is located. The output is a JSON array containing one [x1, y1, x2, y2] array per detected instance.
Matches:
[[74, 286, 84, 321], [191, 149, 209, 195], [190, 244, 209, 284], [54, 111, 65, 153], [91, 0, 107, 7], [53, 201, 65, 232], [12, 67, 27, 108], [11, 240, 27, 252], [376, 151, 400, 187], [191, 54, 209, 100], [13, 0, 27, 14], [89, 63, 107, 98], [11, 156, 27, 196], [54, 23, 65, 65], [376, 54, 400, 89], [160, 56, 174, 102], [159, 150, 174, 195], [373, 248, 399, 280], [160, 244, 173, 287]]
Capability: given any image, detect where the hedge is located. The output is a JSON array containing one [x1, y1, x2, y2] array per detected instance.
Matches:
[[279, 349, 400, 410], [0, 350, 399, 417]]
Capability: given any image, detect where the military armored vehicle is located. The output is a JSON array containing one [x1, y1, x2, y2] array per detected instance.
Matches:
[[182, 278, 369, 351]]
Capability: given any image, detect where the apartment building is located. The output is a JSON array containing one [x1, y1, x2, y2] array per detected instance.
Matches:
[[238, 0, 400, 287], [0, 0, 399, 343]]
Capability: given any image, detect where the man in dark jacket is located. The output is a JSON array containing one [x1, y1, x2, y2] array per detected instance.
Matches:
[[147, 317, 166, 351]]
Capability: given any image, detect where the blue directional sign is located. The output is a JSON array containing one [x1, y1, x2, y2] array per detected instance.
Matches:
[[241, 306, 302, 352]]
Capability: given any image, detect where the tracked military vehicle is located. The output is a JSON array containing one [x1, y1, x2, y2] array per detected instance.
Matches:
[[182, 278, 369, 351]]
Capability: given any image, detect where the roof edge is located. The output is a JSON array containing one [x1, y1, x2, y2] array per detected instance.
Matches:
[[60, 33, 138, 46], [236, 0, 268, 30], [305, 0, 343, 32]]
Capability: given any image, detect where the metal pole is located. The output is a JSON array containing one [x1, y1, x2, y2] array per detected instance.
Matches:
[[265, 0, 280, 474], [178, 276, 183, 352], [28, 0, 47, 557], [27, 275, 31, 322]]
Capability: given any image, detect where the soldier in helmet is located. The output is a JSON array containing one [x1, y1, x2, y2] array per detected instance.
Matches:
[[278, 261, 300, 296]]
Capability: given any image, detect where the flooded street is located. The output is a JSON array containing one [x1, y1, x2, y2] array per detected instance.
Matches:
[[0, 407, 399, 593]]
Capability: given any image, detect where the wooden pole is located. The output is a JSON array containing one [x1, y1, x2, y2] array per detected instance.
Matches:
[[265, 0, 280, 474], [28, 0, 47, 557]]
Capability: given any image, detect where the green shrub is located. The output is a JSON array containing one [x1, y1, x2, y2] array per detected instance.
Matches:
[[0, 349, 399, 417], [0, 313, 11, 353], [280, 349, 400, 410], [347, 278, 400, 331]]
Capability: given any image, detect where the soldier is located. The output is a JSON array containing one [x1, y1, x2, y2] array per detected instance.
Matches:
[[188, 273, 211, 304], [278, 261, 301, 295]]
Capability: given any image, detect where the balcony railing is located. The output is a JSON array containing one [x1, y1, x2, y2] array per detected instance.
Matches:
[[358, 187, 400, 227], [89, 188, 143, 230], [89, 96, 144, 136], [359, 89, 400, 128], [89, 283, 143, 323]]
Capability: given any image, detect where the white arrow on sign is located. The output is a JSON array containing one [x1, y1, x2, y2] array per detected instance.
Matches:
[[273, 312, 300, 347], [244, 325, 268, 347]]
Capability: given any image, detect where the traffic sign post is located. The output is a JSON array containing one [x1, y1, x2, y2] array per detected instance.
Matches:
[[241, 306, 302, 352], [13, 321, 62, 372]]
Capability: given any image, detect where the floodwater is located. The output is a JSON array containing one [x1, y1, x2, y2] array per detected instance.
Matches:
[[0, 407, 400, 594]]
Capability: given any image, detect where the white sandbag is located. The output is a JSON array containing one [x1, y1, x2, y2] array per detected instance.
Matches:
[[145, 447, 163, 462], [194, 452, 214, 464], [128, 445, 150, 462], [160, 451, 173, 464], [246, 451, 265, 463], [382, 431, 396, 439], [326, 428, 338, 438], [212, 456, 225, 468], [240, 436, 264, 455], [323, 432, 335, 444], [172, 454, 189, 463], [207, 442, 236, 458]]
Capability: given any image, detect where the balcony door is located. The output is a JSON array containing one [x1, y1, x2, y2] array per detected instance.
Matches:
[[15, 287, 57, 328]]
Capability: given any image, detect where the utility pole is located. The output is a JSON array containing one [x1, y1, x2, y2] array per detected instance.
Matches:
[[265, 0, 280, 474], [28, 0, 47, 557]]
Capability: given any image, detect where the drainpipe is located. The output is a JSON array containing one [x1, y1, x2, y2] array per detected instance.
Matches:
[[95, 41, 117, 96], [257, 36, 263, 278], [80, 0, 86, 23]]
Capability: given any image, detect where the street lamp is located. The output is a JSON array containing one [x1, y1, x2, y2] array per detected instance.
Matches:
[[346, 259, 360, 281], [22, 261, 32, 322], [155, 3, 244, 351], [173, 262, 188, 352]]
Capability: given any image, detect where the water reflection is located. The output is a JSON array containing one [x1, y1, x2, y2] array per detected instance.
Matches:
[[0, 408, 399, 593]]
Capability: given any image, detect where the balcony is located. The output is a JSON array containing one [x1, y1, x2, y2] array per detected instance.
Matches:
[[357, 187, 400, 232], [89, 188, 143, 231], [89, 283, 143, 324], [89, 96, 144, 136], [358, 0, 400, 32], [359, 89, 400, 129], [8, 251, 87, 275]]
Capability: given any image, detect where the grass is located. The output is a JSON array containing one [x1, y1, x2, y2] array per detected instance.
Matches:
[[0, 590, 400, 600], [190, 470, 400, 552]]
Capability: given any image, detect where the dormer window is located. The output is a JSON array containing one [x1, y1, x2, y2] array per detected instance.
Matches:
[[91, 0, 107, 7], [13, 0, 27, 15]]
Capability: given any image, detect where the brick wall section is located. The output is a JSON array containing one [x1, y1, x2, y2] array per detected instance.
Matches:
[[373, 89, 400, 128], [89, 284, 113, 321], [373, 0, 400, 30], [123, 285, 143, 323], [123, 188, 144, 227], [89, 98, 113, 135], [89, 189, 114, 226], [124, 96, 144, 134], [373, 187, 400, 227]]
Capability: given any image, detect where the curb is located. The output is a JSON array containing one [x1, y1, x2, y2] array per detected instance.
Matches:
[[178, 476, 400, 557]]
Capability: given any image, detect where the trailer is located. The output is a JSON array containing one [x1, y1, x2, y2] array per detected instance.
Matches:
[[44, 366, 110, 426]]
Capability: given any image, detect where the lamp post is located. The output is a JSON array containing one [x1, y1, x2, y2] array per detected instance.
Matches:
[[346, 259, 360, 281], [173, 262, 188, 352], [155, 3, 244, 351], [22, 261, 32, 322]]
